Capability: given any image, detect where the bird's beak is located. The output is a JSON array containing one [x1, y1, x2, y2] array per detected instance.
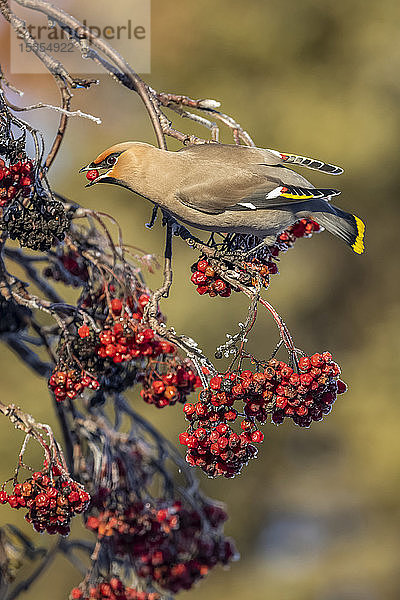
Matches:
[[79, 162, 96, 173]]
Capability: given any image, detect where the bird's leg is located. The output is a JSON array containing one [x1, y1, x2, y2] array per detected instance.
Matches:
[[207, 233, 218, 248], [142, 219, 174, 329], [145, 205, 159, 229], [164, 221, 173, 262], [161, 218, 173, 299]]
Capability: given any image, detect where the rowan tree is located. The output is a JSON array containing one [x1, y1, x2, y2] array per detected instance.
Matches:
[[0, 2, 349, 599]]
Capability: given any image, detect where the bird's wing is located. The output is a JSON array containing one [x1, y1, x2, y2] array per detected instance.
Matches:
[[178, 143, 343, 175], [175, 167, 340, 215], [263, 149, 343, 175]]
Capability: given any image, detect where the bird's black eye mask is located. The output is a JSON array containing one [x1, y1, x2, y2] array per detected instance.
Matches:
[[93, 151, 123, 171]]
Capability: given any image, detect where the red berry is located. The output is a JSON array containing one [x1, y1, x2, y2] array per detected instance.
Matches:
[[299, 357, 311, 371], [8, 495, 19, 508], [191, 272, 207, 285], [78, 324, 90, 338], [152, 380, 165, 394], [143, 328, 154, 341], [196, 285, 209, 295], [216, 423, 228, 435], [251, 430, 264, 443], [213, 279, 226, 292], [241, 370, 253, 380], [138, 294, 149, 307], [85, 169, 99, 181], [310, 353, 323, 367], [194, 427, 207, 440], [35, 493, 49, 508], [105, 343, 116, 357], [281, 365, 294, 378], [113, 322, 124, 335], [110, 298, 123, 314], [68, 491, 80, 503], [210, 376, 222, 390], [276, 396, 287, 409], [195, 402, 208, 417], [183, 403, 195, 416], [164, 385, 177, 400], [197, 260, 209, 272], [300, 373, 313, 387], [20, 176, 32, 186], [179, 432, 189, 445], [224, 410, 237, 421], [186, 435, 198, 449]]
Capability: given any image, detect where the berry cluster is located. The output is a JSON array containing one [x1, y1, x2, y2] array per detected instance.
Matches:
[[0, 158, 34, 207], [49, 366, 100, 402], [43, 249, 89, 286], [239, 256, 279, 289], [180, 396, 261, 478], [140, 361, 202, 408], [190, 259, 232, 297], [180, 352, 346, 477], [3, 199, 70, 251], [70, 578, 160, 600], [190, 219, 321, 297], [86, 497, 235, 593], [49, 293, 161, 401], [95, 320, 171, 364], [92, 295, 176, 365], [49, 289, 201, 407], [0, 470, 90, 535], [274, 218, 321, 252], [267, 354, 346, 427]]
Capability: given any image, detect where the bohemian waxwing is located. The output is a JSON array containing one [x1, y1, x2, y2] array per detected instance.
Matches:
[[80, 142, 365, 254]]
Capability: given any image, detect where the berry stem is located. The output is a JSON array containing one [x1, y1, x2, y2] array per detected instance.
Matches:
[[259, 298, 295, 353]]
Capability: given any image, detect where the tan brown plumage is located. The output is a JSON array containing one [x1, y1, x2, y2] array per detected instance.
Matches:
[[80, 142, 365, 253]]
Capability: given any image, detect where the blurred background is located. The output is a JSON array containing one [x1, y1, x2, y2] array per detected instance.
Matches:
[[0, 0, 399, 598]]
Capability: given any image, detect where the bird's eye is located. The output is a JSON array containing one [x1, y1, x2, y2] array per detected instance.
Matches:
[[106, 155, 117, 166]]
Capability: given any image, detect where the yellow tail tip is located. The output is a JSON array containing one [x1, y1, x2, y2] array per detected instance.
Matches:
[[351, 215, 365, 254]]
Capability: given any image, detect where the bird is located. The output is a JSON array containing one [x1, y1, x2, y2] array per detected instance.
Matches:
[[80, 141, 365, 254]]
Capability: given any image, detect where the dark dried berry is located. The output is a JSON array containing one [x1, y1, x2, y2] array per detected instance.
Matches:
[[3, 198, 70, 251]]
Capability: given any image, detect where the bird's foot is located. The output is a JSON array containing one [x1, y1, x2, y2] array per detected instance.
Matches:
[[145, 205, 159, 228]]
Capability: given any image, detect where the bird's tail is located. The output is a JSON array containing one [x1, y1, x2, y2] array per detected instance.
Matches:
[[312, 205, 365, 254]]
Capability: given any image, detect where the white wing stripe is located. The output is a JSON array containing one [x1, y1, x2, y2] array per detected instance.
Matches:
[[238, 202, 257, 210], [265, 186, 283, 199]]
